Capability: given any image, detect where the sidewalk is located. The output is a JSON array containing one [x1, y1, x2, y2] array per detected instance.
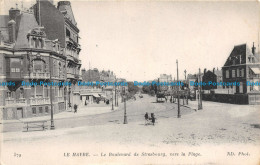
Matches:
[[2, 103, 122, 124], [173, 99, 259, 113]]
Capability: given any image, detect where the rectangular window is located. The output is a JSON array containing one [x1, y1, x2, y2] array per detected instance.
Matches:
[[32, 107, 36, 114], [11, 68, 16, 72], [20, 88, 24, 98], [7, 91, 11, 98], [15, 68, 20, 72], [239, 82, 243, 93], [36, 85, 43, 97], [226, 70, 229, 78], [232, 70, 235, 78], [237, 69, 240, 77], [39, 107, 43, 113], [45, 106, 49, 113], [241, 69, 244, 77]]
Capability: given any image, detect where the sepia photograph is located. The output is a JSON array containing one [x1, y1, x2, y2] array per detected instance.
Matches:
[[0, 0, 259, 164]]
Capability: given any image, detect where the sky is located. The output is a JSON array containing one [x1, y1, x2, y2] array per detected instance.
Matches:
[[1, 0, 259, 81]]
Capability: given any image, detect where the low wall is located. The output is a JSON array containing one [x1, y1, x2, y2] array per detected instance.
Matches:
[[202, 93, 249, 105]]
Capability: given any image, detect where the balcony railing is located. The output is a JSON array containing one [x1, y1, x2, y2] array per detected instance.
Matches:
[[67, 73, 80, 79], [5, 98, 26, 106], [30, 72, 50, 79], [30, 97, 50, 105]]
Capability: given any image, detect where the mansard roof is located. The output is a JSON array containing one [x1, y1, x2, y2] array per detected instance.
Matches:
[[223, 43, 256, 67], [58, 1, 77, 28], [0, 15, 10, 42], [15, 12, 39, 49]]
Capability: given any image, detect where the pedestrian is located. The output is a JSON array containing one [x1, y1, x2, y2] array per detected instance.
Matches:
[[144, 112, 149, 125], [151, 113, 156, 126], [74, 104, 78, 113], [85, 99, 88, 106]]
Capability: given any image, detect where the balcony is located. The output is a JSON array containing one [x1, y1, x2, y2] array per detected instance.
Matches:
[[30, 72, 50, 79], [67, 73, 80, 80], [5, 98, 26, 106], [30, 98, 50, 105]]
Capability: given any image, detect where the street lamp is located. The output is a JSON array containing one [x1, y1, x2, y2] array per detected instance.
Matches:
[[176, 60, 181, 118], [111, 90, 114, 110], [49, 55, 55, 130]]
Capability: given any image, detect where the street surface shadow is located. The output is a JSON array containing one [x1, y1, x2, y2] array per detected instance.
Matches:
[[250, 124, 260, 129]]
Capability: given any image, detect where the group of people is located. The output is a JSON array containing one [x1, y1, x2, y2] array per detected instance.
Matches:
[[68, 103, 78, 113], [144, 112, 156, 125]]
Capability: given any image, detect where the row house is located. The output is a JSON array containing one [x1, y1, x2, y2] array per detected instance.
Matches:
[[33, 0, 82, 109], [0, 0, 81, 120], [80, 68, 104, 106]]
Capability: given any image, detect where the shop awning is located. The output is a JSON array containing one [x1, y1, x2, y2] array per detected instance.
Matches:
[[250, 67, 260, 74], [99, 94, 106, 98], [92, 93, 100, 97]]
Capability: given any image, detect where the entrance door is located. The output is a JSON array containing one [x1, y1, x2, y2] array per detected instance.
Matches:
[[17, 108, 23, 119]]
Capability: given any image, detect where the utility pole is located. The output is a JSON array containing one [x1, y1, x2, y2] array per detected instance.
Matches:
[[184, 69, 188, 105], [198, 68, 203, 110], [123, 87, 127, 124], [176, 60, 181, 118], [111, 90, 114, 110], [115, 81, 117, 107]]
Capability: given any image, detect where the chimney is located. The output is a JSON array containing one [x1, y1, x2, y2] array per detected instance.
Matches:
[[204, 68, 207, 74], [9, 8, 20, 22], [57, 1, 71, 9], [252, 42, 256, 55], [40, 0, 54, 5], [213, 68, 215, 74], [8, 20, 16, 43]]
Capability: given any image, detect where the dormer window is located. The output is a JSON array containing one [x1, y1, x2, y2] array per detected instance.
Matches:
[[232, 59, 236, 65]]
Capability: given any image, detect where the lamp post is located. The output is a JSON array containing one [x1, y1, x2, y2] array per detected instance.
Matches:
[[176, 60, 181, 118], [49, 56, 55, 130]]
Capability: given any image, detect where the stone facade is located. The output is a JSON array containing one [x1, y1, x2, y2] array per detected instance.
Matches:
[[0, 0, 81, 119]]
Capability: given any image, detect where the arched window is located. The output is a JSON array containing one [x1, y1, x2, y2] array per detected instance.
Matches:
[[33, 60, 45, 72]]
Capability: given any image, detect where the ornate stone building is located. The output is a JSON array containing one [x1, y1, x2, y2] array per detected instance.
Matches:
[[0, 0, 81, 120]]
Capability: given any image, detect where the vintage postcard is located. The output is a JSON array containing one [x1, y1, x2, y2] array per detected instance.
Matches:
[[0, 0, 259, 164]]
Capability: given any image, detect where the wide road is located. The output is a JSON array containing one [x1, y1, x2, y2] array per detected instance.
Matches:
[[2, 94, 193, 132]]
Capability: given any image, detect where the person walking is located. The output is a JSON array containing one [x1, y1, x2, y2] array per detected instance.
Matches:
[[144, 112, 149, 125], [74, 104, 78, 113], [151, 113, 156, 126]]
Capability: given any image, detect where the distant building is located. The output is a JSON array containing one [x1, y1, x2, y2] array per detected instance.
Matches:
[[202, 68, 223, 91], [159, 74, 172, 91], [80, 68, 103, 106], [82, 68, 100, 82]]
